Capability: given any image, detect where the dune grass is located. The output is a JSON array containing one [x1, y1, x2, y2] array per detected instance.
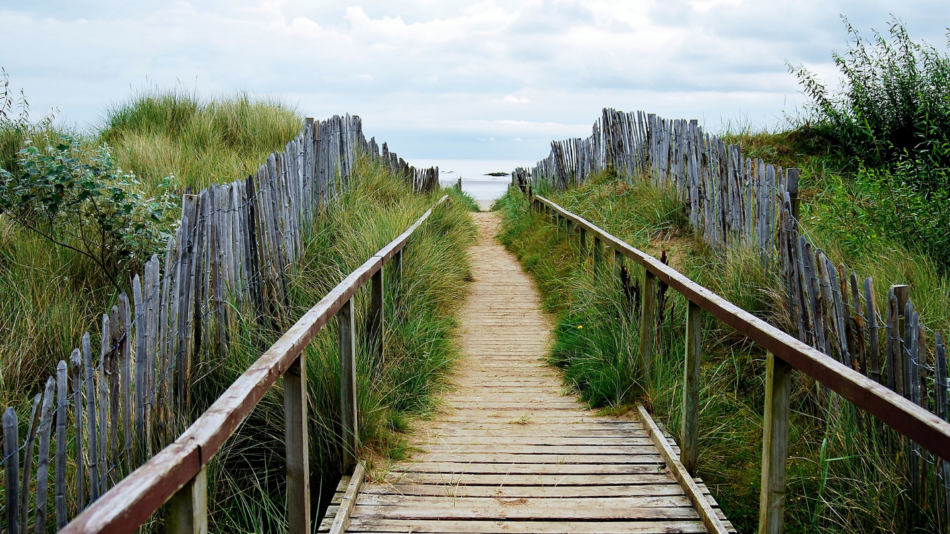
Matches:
[[1, 85, 479, 530], [184, 156, 476, 531], [496, 169, 950, 532]]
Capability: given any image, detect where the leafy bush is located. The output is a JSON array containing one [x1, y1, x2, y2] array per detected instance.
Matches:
[[0, 135, 178, 286], [790, 17, 950, 173]]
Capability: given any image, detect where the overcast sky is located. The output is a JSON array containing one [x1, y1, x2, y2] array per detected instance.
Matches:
[[1, 1, 947, 161]]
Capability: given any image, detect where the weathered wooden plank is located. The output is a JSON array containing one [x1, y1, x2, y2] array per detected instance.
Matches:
[[284, 354, 310, 534], [759, 352, 791, 534], [682, 300, 701, 475], [413, 453, 663, 464], [344, 518, 709, 534], [70, 348, 85, 510], [55, 360, 68, 528], [4, 407, 20, 534], [640, 271, 657, 377], [35, 377, 56, 532], [361, 483, 696, 498], [20, 392, 42, 530], [329, 464, 365, 534], [340, 297, 358, 473], [637, 405, 729, 534]]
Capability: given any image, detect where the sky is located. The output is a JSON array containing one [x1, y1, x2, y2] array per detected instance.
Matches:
[[1, 1, 947, 162]]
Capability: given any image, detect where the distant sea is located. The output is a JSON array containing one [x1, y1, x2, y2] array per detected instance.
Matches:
[[410, 158, 534, 201]]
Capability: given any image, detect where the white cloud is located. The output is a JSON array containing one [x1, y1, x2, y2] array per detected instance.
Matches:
[[0, 0, 947, 160]]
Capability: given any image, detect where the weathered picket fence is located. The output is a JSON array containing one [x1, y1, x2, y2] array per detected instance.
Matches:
[[0, 113, 437, 533], [525, 107, 950, 530]]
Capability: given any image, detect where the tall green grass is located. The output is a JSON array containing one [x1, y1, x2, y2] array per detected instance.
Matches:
[[101, 89, 303, 194], [188, 157, 476, 531], [497, 170, 948, 532]]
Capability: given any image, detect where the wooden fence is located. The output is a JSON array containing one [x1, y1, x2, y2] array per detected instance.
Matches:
[[0, 113, 438, 533], [523, 106, 950, 530], [531, 194, 950, 534]]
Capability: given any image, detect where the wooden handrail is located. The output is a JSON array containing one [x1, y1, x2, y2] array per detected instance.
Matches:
[[533, 194, 950, 460], [61, 195, 449, 533]]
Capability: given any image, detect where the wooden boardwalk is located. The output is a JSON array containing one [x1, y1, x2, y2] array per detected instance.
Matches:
[[320, 212, 734, 534]]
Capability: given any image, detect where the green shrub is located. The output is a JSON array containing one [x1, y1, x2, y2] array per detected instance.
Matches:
[[0, 136, 178, 286], [790, 17, 950, 172]]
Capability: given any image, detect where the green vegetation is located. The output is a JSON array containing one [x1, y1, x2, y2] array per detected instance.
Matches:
[[0, 80, 477, 530], [498, 169, 950, 532], [495, 20, 950, 534], [0, 86, 303, 402], [194, 157, 475, 531], [789, 17, 950, 274]]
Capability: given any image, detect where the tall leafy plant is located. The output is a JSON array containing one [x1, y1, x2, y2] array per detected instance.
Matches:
[[790, 17, 950, 176], [0, 136, 178, 288]]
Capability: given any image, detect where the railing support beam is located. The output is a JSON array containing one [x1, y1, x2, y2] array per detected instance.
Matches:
[[167, 467, 207, 534], [593, 237, 602, 275], [340, 298, 358, 472], [580, 228, 588, 258], [368, 268, 385, 369], [639, 270, 657, 379], [759, 352, 791, 534], [285, 354, 310, 533], [682, 301, 701, 475]]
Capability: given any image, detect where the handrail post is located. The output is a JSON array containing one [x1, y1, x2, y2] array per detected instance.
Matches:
[[593, 236, 602, 275], [579, 228, 588, 258], [682, 301, 701, 475], [368, 268, 385, 369], [392, 249, 404, 305], [340, 298, 358, 472], [759, 352, 791, 534], [639, 270, 657, 378], [167, 466, 208, 534], [285, 354, 310, 533]]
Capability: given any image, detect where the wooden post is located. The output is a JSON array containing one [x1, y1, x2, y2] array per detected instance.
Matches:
[[339, 298, 358, 472], [759, 352, 792, 534], [4, 407, 19, 534], [639, 270, 657, 378], [56, 360, 68, 528], [786, 169, 800, 223], [682, 301, 701, 475], [70, 348, 85, 510], [368, 268, 385, 369], [36, 377, 56, 531], [167, 466, 208, 534], [284, 354, 310, 533], [593, 236, 602, 275], [579, 228, 588, 258], [392, 249, 403, 301]]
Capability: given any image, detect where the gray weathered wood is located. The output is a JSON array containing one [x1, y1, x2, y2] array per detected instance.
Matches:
[[636, 405, 728, 534], [4, 407, 19, 534], [35, 377, 56, 533], [340, 298, 358, 472], [56, 360, 68, 528], [98, 314, 110, 494], [119, 293, 132, 471], [593, 236, 602, 275], [83, 332, 100, 502], [132, 275, 147, 466], [20, 392, 41, 531], [166, 466, 207, 534], [70, 348, 85, 510], [284, 354, 310, 534], [328, 463, 365, 534], [639, 271, 657, 378], [681, 300, 701, 475], [759, 352, 791, 534]]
